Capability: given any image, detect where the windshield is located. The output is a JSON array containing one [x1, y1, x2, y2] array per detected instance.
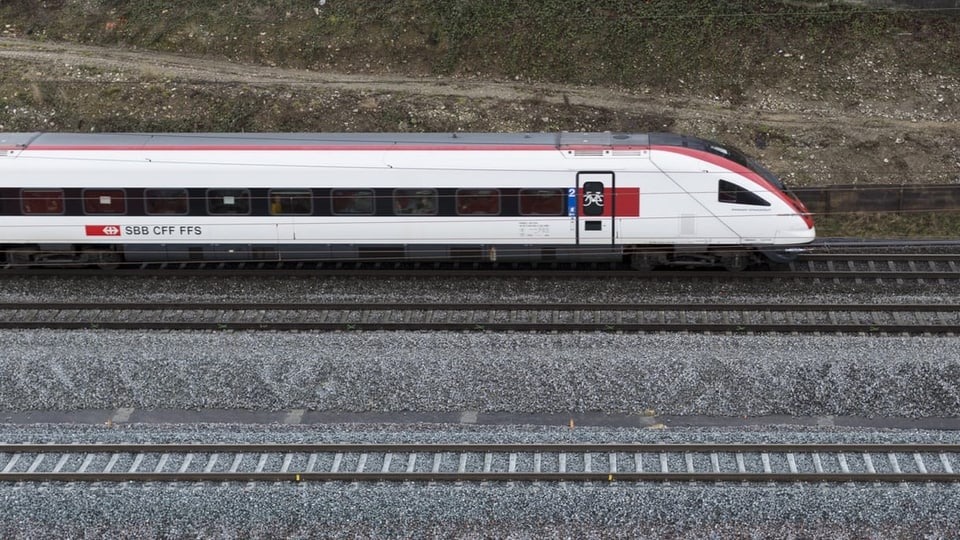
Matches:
[[701, 142, 786, 191], [647, 133, 789, 191]]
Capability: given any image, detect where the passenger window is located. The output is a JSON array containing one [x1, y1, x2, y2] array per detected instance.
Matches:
[[331, 189, 374, 215], [207, 189, 251, 215], [519, 188, 564, 215], [145, 189, 189, 215], [394, 189, 438, 215], [22, 190, 65, 214], [718, 180, 770, 207], [83, 189, 126, 214], [456, 189, 500, 215], [269, 190, 312, 215]]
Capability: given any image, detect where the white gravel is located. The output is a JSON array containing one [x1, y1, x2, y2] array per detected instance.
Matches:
[[2, 482, 958, 538], [0, 330, 958, 417]]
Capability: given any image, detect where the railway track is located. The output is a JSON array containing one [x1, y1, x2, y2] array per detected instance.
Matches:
[[0, 301, 958, 334], [2, 443, 959, 483], [1, 249, 959, 280]]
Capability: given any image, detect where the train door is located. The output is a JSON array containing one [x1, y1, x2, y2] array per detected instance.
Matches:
[[576, 172, 615, 245]]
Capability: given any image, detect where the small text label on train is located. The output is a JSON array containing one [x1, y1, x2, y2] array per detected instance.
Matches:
[[85, 225, 203, 237], [122, 225, 203, 236]]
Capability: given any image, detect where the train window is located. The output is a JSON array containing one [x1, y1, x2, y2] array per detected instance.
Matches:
[[331, 189, 374, 215], [145, 189, 189, 215], [718, 180, 770, 207], [22, 190, 65, 214], [83, 189, 126, 214], [269, 190, 312, 215], [207, 189, 251, 215], [456, 189, 500, 215], [393, 189, 438, 215], [519, 188, 564, 215]]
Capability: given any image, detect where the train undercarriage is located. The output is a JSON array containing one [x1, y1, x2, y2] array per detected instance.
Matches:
[[2, 242, 800, 270]]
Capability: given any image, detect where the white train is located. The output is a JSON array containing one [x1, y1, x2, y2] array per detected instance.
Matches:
[[0, 131, 814, 270]]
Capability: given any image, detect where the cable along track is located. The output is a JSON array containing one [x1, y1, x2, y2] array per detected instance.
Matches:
[[1, 443, 959, 484], [0, 302, 958, 334]]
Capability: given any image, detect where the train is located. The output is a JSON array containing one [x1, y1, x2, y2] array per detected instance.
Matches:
[[0, 131, 814, 270]]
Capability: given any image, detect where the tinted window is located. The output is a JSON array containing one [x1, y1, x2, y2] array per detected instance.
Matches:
[[145, 189, 189, 215], [331, 189, 374, 215], [83, 189, 126, 214], [519, 189, 564, 215], [207, 189, 250, 215], [456, 189, 500, 215], [394, 189, 438, 215], [269, 190, 312, 215], [22, 190, 64, 214], [581, 182, 605, 216], [718, 180, 770, 206]]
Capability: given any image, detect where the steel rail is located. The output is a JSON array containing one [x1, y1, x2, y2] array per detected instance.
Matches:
[[0, 302, 957, 334], [800, 253, 960, 261], [0, 268, 959, 281], [5, 442, 960, 452], [0, 302, 958, 312], [0, 251, 959, 279], [2, 443, 959, 484], [4, 472, 958, 483]]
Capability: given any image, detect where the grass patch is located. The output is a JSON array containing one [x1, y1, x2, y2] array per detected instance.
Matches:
[[814, 211, 960, 239]]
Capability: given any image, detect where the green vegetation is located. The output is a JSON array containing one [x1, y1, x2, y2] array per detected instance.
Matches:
[[2, 0, 958, 95]]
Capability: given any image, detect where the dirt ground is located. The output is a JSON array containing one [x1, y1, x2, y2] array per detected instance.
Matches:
[[1, 36, 958, 188]]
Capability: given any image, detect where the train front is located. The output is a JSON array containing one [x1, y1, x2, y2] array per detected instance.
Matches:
[[737, 148, 816, 255], [672, 134, 815, 258]]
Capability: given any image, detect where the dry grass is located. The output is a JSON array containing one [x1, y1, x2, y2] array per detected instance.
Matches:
[[814, 211, 960, 239]]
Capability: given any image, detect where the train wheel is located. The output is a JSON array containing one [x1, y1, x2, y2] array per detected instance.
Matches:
[[96, 257, 121, 270], [630, 253, 660, 271], [86, 247, 122, 270], [719, 254, 749, 272], [759, 248, 800, 264], [6, 249, 34, 267]]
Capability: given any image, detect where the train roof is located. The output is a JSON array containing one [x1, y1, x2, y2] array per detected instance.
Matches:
[[1, 131, 727, 150]]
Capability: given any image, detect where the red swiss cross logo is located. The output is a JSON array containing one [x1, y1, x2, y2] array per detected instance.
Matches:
[[85, 225, 122, 237]]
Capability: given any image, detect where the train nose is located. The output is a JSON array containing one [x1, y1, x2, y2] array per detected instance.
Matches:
[[776, 226, 817, 244]]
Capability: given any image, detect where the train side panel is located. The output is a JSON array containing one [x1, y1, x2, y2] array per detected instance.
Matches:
[[0, 132, 815, 268]]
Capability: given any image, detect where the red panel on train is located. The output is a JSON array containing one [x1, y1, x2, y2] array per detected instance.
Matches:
[[85, 225, 122, 237]]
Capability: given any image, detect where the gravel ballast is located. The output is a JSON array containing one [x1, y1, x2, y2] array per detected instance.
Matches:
[[0, 330, 958, 417], [3, 482, 958, 539], [2, 275, 958, 537]]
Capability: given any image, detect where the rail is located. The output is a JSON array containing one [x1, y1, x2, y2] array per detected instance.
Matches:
[[0, 301, 957, 334], [2, 443, 959, 483]]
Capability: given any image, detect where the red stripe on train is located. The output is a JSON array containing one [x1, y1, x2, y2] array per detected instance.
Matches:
[[85, 225, 122, 236], [585, 188, 639, 217]]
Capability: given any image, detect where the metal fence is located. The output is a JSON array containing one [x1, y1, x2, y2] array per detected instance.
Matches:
[[861, 0, 960, 8], [794, 184, 960, 215]]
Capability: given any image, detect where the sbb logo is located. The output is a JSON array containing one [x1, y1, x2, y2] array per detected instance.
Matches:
[[85, 225, 122, 237]]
